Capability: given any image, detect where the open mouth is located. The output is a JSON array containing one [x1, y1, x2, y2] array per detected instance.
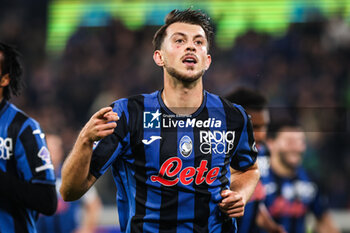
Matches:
[[182, 55, 197, 65]]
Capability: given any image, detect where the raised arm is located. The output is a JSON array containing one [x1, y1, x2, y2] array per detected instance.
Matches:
[[60, 107, 118, 201]]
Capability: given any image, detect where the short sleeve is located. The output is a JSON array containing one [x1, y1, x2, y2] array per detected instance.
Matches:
[[15, 118, 55, 185], [230, 105, 258, 170], [310, 183, 330, 219], [90, 99, 130, 178]]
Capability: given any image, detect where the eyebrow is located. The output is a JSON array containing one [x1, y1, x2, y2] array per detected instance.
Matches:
[[171, 32, 206, 40]]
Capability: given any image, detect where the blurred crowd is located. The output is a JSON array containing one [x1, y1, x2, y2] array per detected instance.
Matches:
[[1, 1, 350, 208]]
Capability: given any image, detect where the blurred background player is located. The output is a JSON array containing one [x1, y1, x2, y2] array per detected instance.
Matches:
[[226, 87, 285, 233], [36, 134, 102, 233], [261, 120, 339, 233], [0, 42, 57, 233]]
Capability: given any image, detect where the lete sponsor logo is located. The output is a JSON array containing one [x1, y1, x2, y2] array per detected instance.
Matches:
[[150, 157, 220, 186]]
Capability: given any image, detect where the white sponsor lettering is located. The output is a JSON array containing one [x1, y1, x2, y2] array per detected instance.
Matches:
[[257, 156, 270, 177], [267, 181, 317, 202], [282, 181, 317, 201], [163, 118, 222, 128], [35, 164, 54, 172], [199, 131, 235, 154], [0, 137, 13, 160]]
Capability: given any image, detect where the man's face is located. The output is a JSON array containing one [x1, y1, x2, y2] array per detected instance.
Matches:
[[248, 109, 270, 144], [274, 128, 306, 170], [156, 22, 211, 82]]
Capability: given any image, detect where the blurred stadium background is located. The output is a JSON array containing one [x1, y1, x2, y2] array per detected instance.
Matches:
[[1, 0, 350, 232]]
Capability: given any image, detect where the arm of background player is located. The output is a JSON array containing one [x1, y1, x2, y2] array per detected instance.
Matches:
[[60, 107, 118, 201], [256, 203, 287, 233], [75, 187, 102, 233], [0, 171, 57, 215], [316, 212, 340, 233], [218, 164, 259, 218]]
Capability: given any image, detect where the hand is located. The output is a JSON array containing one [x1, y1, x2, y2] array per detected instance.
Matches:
[[218, 189, 245, 218], [272, 225, 287, 233], [80, 107, 119, 143], [73, 227, 94, 233]]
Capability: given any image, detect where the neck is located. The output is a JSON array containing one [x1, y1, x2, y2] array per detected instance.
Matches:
[[162, 74, 203, 115], [270, 153, 296, 178]]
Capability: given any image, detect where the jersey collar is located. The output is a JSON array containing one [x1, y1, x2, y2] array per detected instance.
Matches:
[[157, 89, 207, 118]]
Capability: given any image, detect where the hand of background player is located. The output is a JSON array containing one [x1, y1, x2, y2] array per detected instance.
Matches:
[[80, 107, 119, 143], [218, 189, 245, 218]]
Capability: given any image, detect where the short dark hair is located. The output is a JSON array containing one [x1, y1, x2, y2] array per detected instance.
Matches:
[[0, 42, 23, 100], [267, 118, 302, 140], [152, 8, 214, 52], [226, 87, 267, 111]]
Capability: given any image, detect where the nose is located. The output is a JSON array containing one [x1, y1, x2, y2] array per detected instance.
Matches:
[[185, 41, 196, 52]]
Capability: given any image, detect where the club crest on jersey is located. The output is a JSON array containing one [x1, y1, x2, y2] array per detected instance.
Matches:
[[144, 109, 161, 129], [0, 137, 13, 160], [179, 135, 192, 157], [35, 147, 54, 172]]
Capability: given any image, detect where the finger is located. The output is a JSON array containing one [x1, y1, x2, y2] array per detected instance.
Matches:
[[218, 206, 244, 218], [94, 123, 117, 137], [96, 128, 115, 138], [104, 112, 119, 122], [225, 206, 245, 215], [220, 189, 231, 198], [228, 212, 244, 218], [96, 122, 117, 131], [221, 194, 242, 204], [218, 201, 244, 211], [219, 199, 236, 209], [94, 107, 113, 119]]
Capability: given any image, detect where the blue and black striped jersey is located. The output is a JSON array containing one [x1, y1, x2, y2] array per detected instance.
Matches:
[[260, 167, 329, 233], [0, 100, 55, 233], [237, 143, 270, 233], [36, 175, 81, 233], [90, 90, 258, 233]]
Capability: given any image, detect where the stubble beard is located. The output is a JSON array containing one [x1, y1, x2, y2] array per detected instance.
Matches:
[[165, 65, 205, 85], [279, 152, 300, 171]]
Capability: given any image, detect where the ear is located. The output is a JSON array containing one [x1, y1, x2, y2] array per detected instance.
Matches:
[[205, 54, 212, 70], [0, 74, 10, 87], [153, 50, 164, 67]]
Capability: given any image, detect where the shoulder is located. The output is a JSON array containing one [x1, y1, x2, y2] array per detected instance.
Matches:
[[7, 103, 39, 129], [109, 91, 160, 125], [206, 91, 247, 117], [111, 91, 159, 110]]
